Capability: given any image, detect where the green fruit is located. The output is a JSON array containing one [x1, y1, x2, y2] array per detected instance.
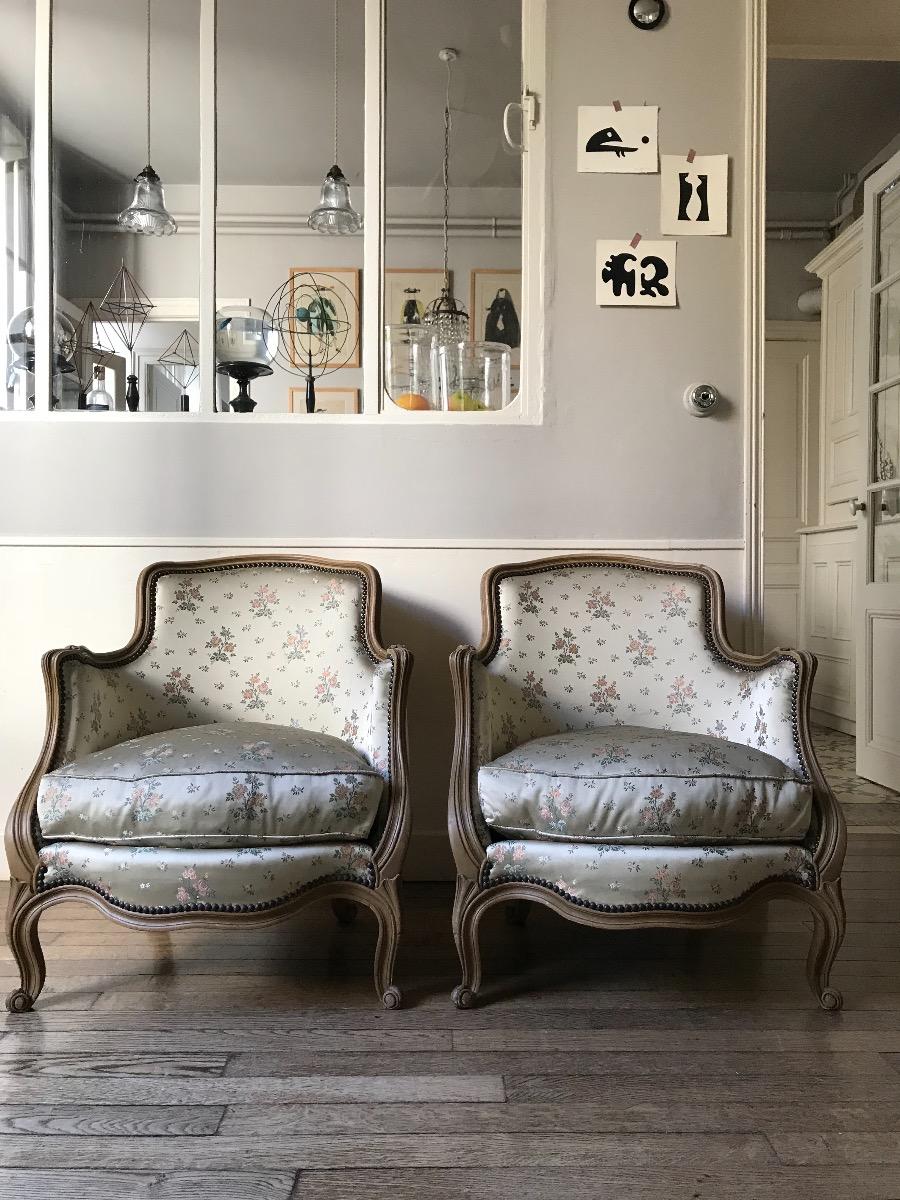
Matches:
[[449, 390, 485, 412]]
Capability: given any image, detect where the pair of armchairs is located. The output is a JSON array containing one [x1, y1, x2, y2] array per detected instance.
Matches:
[[5, 554, 846, 1013]]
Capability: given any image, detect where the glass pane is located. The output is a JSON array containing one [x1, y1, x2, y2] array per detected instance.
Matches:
[[215, 0, 364, 415], [878, 178, 900, 283], [873, 487, 900, 584], [877, 280, 900, 384], [52, 0, 200, 412], [384, 0, 522, 411], [875, 384, 900, 484], [0, 0, 36, 411]]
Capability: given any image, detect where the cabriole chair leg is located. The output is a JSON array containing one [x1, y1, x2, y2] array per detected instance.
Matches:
[[5, 884, 47, 1014], [370, 878, 402, 1010], [451, 876, 484, 1009], [806, 880, 846, 1012]]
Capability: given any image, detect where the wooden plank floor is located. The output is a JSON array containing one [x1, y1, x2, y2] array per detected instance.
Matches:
[[2, 729, 900, 1199]]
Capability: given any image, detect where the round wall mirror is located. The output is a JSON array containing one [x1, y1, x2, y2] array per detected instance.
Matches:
[[628, 0, 667, 30]]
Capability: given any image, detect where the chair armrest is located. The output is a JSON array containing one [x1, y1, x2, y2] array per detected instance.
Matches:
[[706, 642, 846, 882], [5, 643, 155, 880], [449, 647, 496, 880], [368, 645, 413, 882]]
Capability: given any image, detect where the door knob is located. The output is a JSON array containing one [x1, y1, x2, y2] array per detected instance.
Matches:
[[849, 497, 866, 515]]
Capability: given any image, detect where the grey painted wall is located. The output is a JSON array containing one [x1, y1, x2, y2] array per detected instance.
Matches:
[[1, 0, 748, 542], [766, 237, 825, 321]]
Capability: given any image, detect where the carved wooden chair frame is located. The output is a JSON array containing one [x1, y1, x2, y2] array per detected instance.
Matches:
[[6, 555, 412, 1012], [448, 555, 847, 1010]]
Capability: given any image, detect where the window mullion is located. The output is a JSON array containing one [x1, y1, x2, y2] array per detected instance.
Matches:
[[362, 0, 386, 415], [33, 0, 51, 414], [198, 0, 217, 414]]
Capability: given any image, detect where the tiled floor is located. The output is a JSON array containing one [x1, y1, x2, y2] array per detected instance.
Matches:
[[814, 725, 900, 831], [0, 724, 899, 1200]]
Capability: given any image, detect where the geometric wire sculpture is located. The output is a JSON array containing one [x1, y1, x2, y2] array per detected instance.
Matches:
[[71, 301, 117, 394], [159, 327, 199, 412], [99, 260, 155, 353], [159, 327, 199, 390], [265, 270, 359, 412]]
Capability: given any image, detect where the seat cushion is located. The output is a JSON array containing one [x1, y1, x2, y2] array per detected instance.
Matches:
[[37, 841, 373, 911], [478, 727, 812, 844], [484, 840, 815, 910], [37, 722, 383, 848]]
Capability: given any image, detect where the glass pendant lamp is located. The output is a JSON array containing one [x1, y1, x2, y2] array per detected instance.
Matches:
[[423, 49, 469, 346], [309, 0, 362, 235], [118, 0, 177, 236]]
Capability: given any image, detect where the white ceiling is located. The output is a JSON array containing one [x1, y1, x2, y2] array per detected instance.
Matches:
[[0, 0, 522, 205], [767, 58, 900, 195]]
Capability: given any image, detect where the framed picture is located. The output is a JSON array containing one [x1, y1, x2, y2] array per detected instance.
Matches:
[[385, 269, 447, 327], [470, 269, 522, 366], [288, 267, 361, 369], [289, 386, 361, 415]]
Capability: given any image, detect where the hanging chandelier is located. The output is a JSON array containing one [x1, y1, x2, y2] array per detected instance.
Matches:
[[423, 48, 469, 343], [118, 0, 177, 236], [309, 0, 362, 235]]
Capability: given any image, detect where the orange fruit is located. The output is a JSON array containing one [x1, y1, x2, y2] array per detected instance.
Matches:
[[394, 392, 431, 411]]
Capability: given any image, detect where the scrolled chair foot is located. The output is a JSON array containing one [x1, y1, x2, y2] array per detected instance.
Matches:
[[451, 985, 476, 1010], [819, 987, 843, 1012], [5, 989, 35, 1014], [381, 986, 402, 1011]]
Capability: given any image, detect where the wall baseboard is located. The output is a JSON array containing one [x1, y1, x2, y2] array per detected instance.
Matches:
[[811, 709, 856, 738]]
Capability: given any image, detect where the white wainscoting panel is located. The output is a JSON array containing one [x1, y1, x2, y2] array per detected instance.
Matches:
[[800, 526, 857, 732], [0, 540, 744, 880]]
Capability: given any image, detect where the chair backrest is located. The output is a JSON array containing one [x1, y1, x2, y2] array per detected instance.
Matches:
[[58, 558, 392, 776], [480, 558, 805, 774]]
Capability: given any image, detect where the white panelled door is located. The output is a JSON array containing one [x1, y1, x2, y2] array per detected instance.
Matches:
[[856, 148, 900, 790]]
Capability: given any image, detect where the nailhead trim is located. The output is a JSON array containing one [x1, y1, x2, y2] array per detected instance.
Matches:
[[479, 861, 815, 912], [35, 862, 376, 915], [487, 560, 810, 782]]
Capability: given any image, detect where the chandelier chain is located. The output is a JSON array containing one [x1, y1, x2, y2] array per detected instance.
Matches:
[[442, 56, 453, 288], [145, 0, 151, 165]]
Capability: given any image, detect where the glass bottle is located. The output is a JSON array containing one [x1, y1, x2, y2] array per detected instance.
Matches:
[[85, 365, 113, 411]]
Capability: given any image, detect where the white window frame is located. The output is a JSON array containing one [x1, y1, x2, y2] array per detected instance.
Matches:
[[23, 0, 546, 424]]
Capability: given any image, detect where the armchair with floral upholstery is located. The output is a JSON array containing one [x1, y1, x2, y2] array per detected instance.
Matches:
[[6, 556, 411, 1011], [449, 555, 846, 1009]]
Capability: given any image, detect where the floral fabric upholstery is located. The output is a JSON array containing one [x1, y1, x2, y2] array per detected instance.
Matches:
[[37, 841, 373, 910], [484, 840, 815, 910], [477, 565, 806, 777], [37, 722, 383, 848], [478, 727, 811, 845], [52, 564, 392, 786]]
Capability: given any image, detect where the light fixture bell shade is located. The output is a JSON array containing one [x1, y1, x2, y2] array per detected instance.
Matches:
[[118, 0, 177, 236], [309, 164, 362, 235], [118, 165, 177, 236]]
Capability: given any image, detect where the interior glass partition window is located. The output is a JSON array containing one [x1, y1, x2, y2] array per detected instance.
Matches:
[[0, 1, 36, 412], [215, 0, 365, 416], [51, 0, 201, 413], [384, 0, 523, 413]]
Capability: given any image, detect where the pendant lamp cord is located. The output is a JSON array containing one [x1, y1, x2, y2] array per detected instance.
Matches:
[[145, 0, 152, 166], [442, 56, 453, 289], [333, 0, 340, 166]]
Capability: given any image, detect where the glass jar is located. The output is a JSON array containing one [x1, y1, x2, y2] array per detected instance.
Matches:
[[384, 324, 438, 410], [437, 340, 511, 412]]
